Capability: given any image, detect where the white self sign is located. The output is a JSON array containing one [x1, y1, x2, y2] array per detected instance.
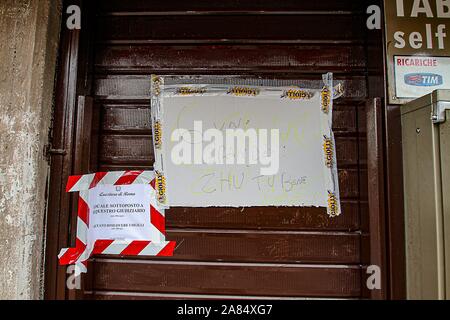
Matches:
[[385, 0, 450, 103], [151, 76, 341, 217]]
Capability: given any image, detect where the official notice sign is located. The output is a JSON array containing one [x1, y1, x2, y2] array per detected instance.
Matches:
[[151, 75, 341, 217], [88, 184, 162, 242], [394, 55, 450, 99], [59, 171, 175, 273]]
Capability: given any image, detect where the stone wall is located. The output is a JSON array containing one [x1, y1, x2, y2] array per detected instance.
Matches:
[[0, 0, 61, 299]]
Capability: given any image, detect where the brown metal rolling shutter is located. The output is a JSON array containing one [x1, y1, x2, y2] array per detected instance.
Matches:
[[82, 0, 385, 299]]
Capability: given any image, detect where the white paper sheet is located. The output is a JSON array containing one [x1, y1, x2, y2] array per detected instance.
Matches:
[[151, 76, 341, 217], [88, 184, 162, 242]]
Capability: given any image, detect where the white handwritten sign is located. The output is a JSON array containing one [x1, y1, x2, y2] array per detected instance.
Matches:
[[151, 76, 341, 217]]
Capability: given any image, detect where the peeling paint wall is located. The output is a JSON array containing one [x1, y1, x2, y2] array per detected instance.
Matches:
[[0, 0, 61, 299]]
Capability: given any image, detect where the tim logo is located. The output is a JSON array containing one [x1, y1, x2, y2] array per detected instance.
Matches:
[[404, 73, 443, 87]]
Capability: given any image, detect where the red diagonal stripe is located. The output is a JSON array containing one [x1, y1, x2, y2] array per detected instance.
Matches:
[[150, 178, 156, 189], [78, 196, 89, 226], [114, 171, 143, 185], [66, 175, 82, 192], [93, 240, 115, 255], [120, 241, 151, 256], [150, 205, 165, 235], [59, 249, 80, 265], [89, 172, 108, 189], [157, 241, 176, 257], [58, 238, 86, 265]]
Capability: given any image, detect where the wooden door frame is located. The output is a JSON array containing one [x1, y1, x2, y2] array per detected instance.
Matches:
[[44, 0, 406, 299], [44, 0, 95, 300], [380, 0, 407, 299]]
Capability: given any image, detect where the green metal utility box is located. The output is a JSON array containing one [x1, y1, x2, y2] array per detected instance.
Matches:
[[402, 90, 450, 300]]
